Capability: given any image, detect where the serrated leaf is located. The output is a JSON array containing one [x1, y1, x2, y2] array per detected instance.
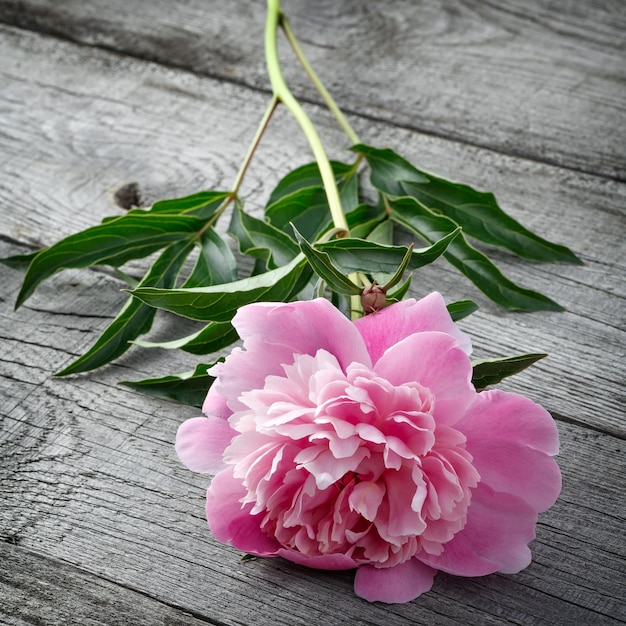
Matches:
[[182, 228, 237, 288], [55, 239, 195, 376], [134, 321, 238, 355], [354, 144, 581, 264], [119, 362, 218, 407], [316, 228, 460, 275], [228, 203, 299, 270], [129, 254, 308, 322], [446, 300, 479, 321], [472, 353, 548, 389], [389, 197, 564, 311], [293, 227, 362, 296]]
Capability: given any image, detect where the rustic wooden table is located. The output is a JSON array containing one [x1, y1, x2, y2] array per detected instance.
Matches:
[[1, 1, 625, 624]]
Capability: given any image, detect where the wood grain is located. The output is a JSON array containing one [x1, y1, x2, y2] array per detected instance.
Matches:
[[1, 3, 625, 625], [1, 25, 624, 434], [0, 0, 624, 180]]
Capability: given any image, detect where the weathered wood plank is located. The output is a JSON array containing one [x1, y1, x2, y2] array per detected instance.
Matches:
[[0, 543, 213, 626], [0, 0, 624, 179], [1, 262, 624, 625], [0, 25, 624, 435]]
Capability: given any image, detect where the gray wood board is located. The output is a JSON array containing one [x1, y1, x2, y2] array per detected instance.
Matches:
[[0, 0, 624, 180], [1, 13, 625, 626], [1, 262, 625, 625], [1, 25, 624, 435]]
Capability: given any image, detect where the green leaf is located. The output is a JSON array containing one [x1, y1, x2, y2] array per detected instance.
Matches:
[[55, 239, 195, 376], [228, 203, 299, 270], [389, 197, 564, 311], [351, 143, 428, 196], [0, 250, 40, 271], [293, 227, 362, 296], [472, 353, 548, 389], [15, 213, 207, 308], [387, 274, 412, 302], [267, 160, 355, 206], [129, 254, 308, 322], [265, 186, 335, 241], [137, 190, 229, 219], [182, 228, 238, 288], [316, 228, 460, 275], [366, 219, 394, 246], [119, 362, 218, 407], [446, 300, 479, 321], [345, 204, 387, 239], [265, 161, 359, 241], [354, 144, 581, 264], [134, 321, 238, 355]]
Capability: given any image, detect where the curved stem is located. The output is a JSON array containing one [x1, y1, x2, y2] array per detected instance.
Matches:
[[231, 95, 279, 197], [280, 15, 360, 146], [266, 0, 349, 236]]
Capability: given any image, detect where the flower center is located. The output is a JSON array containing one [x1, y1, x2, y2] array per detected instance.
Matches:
[[224, 349, 479, 567]]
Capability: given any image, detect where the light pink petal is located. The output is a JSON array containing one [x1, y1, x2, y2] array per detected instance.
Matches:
[[418, 482, 537, 576], [206, 467, 280, 556], [175, 417, 236, 474], [375, 332, 474, 425], [202, 383, 231, 418], [355, 292, 472, 365], [354, 559, 437, 603], [456, 390, 561, 512], [277, 548, 357, 570], [213, 299, 372, 411]]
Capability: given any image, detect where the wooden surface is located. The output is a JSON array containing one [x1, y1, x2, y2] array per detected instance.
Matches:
[[0, 1, 625, 624]]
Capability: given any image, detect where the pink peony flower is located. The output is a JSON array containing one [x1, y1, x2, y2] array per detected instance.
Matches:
[[176, 293, 561, 603]]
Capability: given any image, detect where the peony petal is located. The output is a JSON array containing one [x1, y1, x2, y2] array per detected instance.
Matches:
[[375, 332, 474, 425], [418, 482, 537, 576], [175, 417, 236, 474], [206, 467, 280, 556], [202, 383, 231, 418], [213, 299, 372, 412], [355, 292, 472, 365], [277, 548, 357, 570], [354, 559, 437, 603], [456, 390, 561, 512]]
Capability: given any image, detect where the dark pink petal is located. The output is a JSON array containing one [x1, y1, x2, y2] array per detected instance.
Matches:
[[214, 299, 372, 411], [456, 390, 561, 512], [375, 332, 474, 425], [354, 292, 472, 365], [175, 417, 236, 474], [206, 467, 280, 556], [418, 482, 537, 576], [277, 548, 357, 570], [354, 559, 437, 603]]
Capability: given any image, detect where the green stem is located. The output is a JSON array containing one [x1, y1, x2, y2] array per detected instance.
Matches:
[[280, 15, 361, 146], [231, 95, 279, 197], [266, 0, 349, 236]]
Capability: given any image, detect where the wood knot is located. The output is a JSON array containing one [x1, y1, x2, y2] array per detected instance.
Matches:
[[114, 182, 142, 210]]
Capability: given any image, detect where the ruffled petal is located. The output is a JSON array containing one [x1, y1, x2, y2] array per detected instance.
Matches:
[[277, 548, 357, 571], [175, 417, 236, 474], [418, 482, 537, 576], [354, 292, 472, 365], [457, 390, 561, 512], [213, 299, 372, 412], [375, 332, 474, 425], [354, 559, 437, 603], [206, 467, 280, 556]]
